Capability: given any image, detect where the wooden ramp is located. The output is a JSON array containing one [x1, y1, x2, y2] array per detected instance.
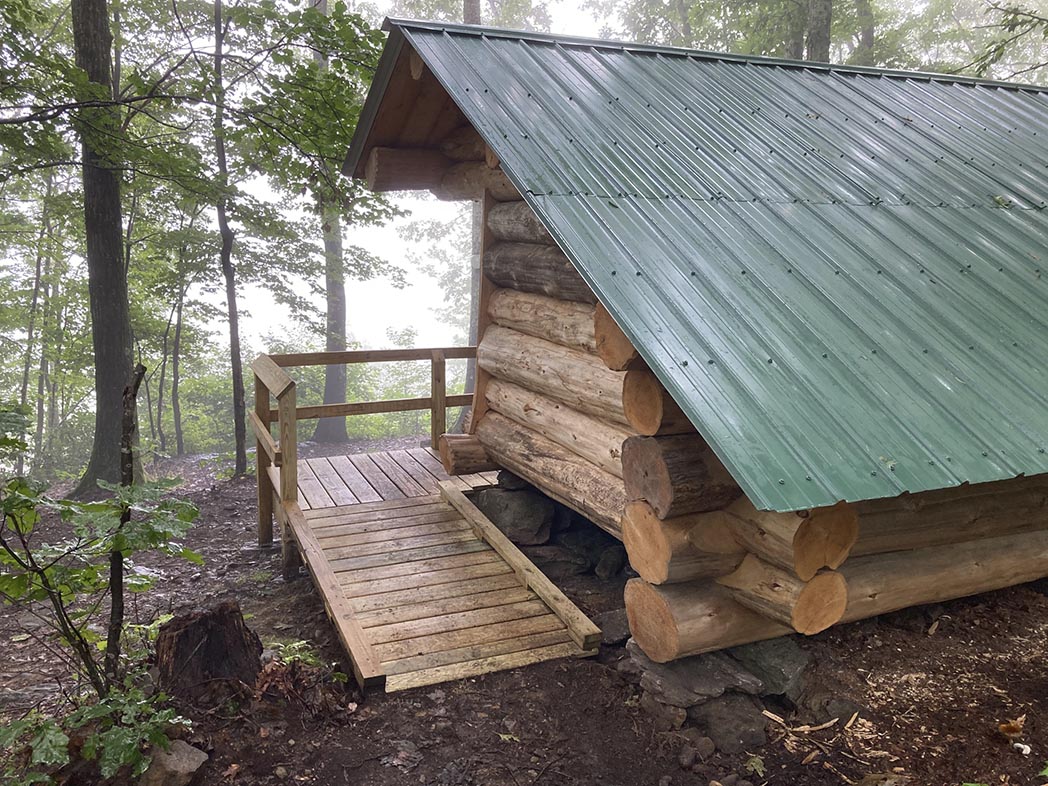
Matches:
[[279, 450, 600, 692]]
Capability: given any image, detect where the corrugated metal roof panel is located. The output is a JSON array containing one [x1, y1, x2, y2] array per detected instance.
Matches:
[[387, 21, 1048, 511]]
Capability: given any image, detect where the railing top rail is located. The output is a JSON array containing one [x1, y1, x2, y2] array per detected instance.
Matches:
[[251, 353, 295, 398], [270, 346, 476, 368]]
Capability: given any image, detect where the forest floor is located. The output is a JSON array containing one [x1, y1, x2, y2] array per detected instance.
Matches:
[[2, 442, 1048, 786]]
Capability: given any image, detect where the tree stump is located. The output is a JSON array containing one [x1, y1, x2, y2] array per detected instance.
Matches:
[[155, 600, 262, 700]]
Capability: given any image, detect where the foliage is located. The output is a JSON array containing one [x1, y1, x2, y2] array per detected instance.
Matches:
[[0, 683, 190, 783], [0, 476, 200, 694]]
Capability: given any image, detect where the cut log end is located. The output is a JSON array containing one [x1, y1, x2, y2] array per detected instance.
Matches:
[[793, 570, 848, 635], [622, 501, 743, 584], [793, 502, 860, 580], [622, 368, 694, 436], [594, 302, 639, 371], [624, 579, 682, 662], [438, 433, 497, 475], [622, 434, 741, 519], [624, 578, 790, 662]]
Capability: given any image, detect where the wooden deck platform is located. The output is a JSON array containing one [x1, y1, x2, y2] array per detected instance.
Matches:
[[273, 448, 600, 692]]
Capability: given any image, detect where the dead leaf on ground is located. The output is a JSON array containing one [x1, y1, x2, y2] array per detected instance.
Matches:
[[999, 714, 1026, 741]]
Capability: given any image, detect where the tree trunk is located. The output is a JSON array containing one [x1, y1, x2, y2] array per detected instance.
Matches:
[[17, 173, 53, 475], [214, 0, 247, 476], [852, 0, 875, 65], [171, 282, 185, 456], [463, 0, 480, 24], [106, 363, 145, 685], [71, 0, 133, 498], [806, 0, 833, 62], [155, 306, 175, 456], [312, 202, 350, 442], [785, 0, 807, 59]]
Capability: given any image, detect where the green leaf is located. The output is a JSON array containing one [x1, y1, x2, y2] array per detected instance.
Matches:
[[29, 724, 70, 767], [1039, 763, 1048, 776], [744, 755, 766, 777]]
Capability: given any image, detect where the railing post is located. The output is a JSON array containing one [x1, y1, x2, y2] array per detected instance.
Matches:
[[431, 350, 446, 449], [255, 373, 273, 548], [277, 381, 301, 579]]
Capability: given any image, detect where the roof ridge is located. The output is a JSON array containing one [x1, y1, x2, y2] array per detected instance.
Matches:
[[384, 17, 1048, 94]]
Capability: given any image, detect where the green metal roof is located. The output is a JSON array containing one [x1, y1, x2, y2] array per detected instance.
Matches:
[[349, 20, 1048, 512]]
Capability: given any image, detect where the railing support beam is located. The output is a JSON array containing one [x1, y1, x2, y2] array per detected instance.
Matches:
[[431, 350, 446, 449], [255, 373, 274, 548]]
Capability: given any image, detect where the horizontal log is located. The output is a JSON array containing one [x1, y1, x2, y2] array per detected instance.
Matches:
[[622, 367, 694, 436], [475, 412, 626, 537], [716, 554, 847, 635], [841, 529, 1048, 624], [271, 394, 472, 421], [365, 147, 450, 192], [488, 288, 596, 353], [438, 433, 498, 475], [486, 201, 556, 245], [721, 497, 859, 581], [435, 161, 519, 201], [477, 325, 629, 426], [485, 378, 633, 478], [271, 347, 476, 367], [621, 500, 744, 584], [622, 434, 741, 518], [439, 125, 486, 161], [851, 478, 1048, 556], [625, 578, 790, 663], [594, 302, 640, 371], [485, 243, 595, 304]]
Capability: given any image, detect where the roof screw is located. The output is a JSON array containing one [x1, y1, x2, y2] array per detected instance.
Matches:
[[681, 360, 689, 367], [778, 479, 786, 485]]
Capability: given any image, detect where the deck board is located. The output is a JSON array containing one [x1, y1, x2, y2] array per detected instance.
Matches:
[[277, 448, 594, 692]]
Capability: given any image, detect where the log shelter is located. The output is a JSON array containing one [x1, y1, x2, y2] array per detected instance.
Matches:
[[260, 19, 1048, 688]]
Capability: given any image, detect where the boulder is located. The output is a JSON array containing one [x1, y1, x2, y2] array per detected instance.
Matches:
[[627, 639, 762, 708], [639, 691, 686, 731], [597, 608, 631, 646], [595, 544, 627, 579], [496, 470, 530, 491], [687, 693, 767, 754], [520, 545, 590, 579], [474, 487, 553, 545], [140, 740, 208, 786], [726, 637, 811, 702]]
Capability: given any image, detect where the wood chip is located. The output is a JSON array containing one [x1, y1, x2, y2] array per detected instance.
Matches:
[[794, 717, 839, 733], [845, 711, 860, 729]]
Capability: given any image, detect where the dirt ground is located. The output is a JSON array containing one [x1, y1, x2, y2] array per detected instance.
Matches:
[[3, 444, 1048, 786]]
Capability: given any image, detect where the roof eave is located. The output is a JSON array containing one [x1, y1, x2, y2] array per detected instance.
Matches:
[[342, 24, 408, 178]]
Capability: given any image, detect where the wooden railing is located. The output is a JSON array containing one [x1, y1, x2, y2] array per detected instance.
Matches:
[[249, 347, 476, 551]]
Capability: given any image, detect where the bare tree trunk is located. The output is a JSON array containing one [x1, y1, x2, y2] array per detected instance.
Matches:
[[463, 0, 480, 24], [310, 0, 349, 444], [312, 203, 349, 442], [806, 0, 833, 62], [785, 0, 807, 58], [71, 0, 133, 498], [17, 173, 53, 475], [214, 0, 247, 476], [172, 283, 185, 456], [155, 307, 174, 456], [675, 0, 693, 44], [106, 363, 145, 687], [852, 0, 874, 64]]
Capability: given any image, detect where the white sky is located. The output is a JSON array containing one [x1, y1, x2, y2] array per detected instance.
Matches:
[[235, 3, 602, 354]]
